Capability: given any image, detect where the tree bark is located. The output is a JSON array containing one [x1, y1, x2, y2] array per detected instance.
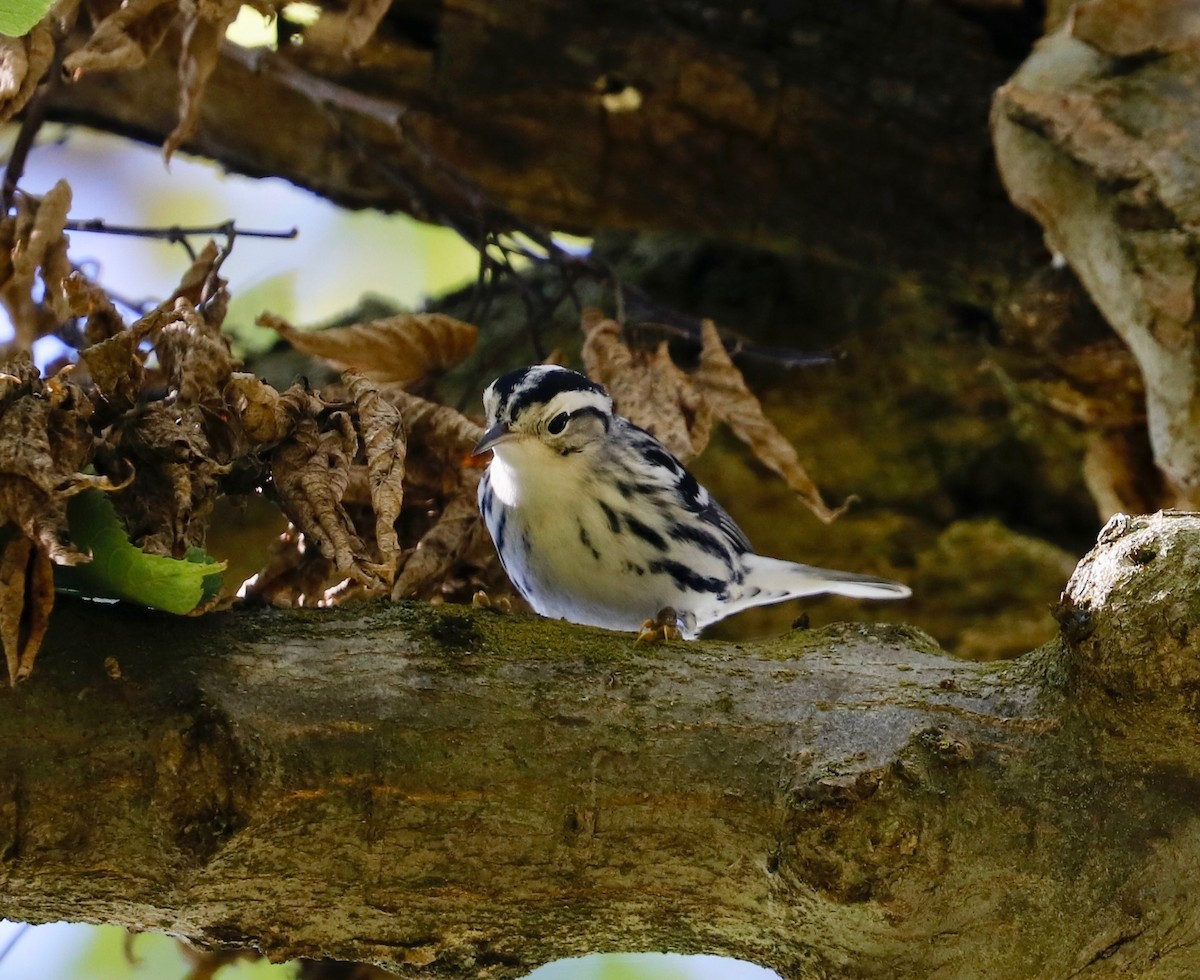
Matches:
[[47, 0, 1043, 294], [992, 2, 1200, 507], [4, 511, 1200, 979]]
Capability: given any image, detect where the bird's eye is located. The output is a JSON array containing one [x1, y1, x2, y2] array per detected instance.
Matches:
[[546, 412, 569, 435]]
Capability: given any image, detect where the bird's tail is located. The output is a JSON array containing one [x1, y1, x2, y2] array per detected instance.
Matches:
[[730, 555, 910, 615]]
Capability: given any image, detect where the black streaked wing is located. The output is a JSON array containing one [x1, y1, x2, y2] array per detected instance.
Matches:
[[692, 480, 753, 554], [614, 420, 753, 555]]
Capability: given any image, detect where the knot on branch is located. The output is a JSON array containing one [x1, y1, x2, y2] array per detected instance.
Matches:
[[1060, 511, 1200, 704]]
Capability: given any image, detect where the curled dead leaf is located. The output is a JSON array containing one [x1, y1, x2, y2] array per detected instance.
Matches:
[[271, 414, 384, 584], [169, 239, 224, 309], [63, 0, 177, 76], [65, 270, 127, 344], [260, 311, 479, 385], [0, 534, 30, 685], [78, 327, 145, 412], [0, 356, 100, 564], [694, 320, 851, 524], [345, 371, 407, 578], [581, 308, 712, 462], [241, 525, 338, 608], [0, 354, 40, 406], [391, 468, 487, 600], [0, 476, 85, 565], [156, 298, 238, 406], [19, 543, 53, 682], [0, 535, 55, 685], [0, 15, 57, 124], [0, 180, 73, 350], [227, 374, 317, 445], [110, 400, 226, 556], [379, 386, 483, 457], [1070, 0, 1200, 56], [165, 0, 244, 161]]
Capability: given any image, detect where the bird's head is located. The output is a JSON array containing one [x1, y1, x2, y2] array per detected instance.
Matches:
[[474, 366, 613, 460]]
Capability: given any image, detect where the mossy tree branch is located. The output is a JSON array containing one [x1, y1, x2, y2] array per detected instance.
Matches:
[[3, 513, 1200, 979]]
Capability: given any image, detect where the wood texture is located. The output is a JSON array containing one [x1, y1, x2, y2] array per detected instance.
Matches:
[[3, 512, 1200, 979], [993, 6, 1200, 507]]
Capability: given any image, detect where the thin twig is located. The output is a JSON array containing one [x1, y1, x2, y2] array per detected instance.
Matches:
[[65, 219, 299, 241], [201, 225, 237, 309]]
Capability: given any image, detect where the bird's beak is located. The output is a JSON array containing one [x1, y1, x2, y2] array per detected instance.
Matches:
[[472, 423, 518, 456]]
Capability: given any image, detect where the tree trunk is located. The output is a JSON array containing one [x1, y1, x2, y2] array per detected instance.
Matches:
[[992, 4, 1200, 508], [4, 511, 1200, 979]]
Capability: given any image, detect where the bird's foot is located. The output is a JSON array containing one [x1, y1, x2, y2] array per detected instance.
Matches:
[[636, 607, 683, 644], [472, 590, 512, 613]]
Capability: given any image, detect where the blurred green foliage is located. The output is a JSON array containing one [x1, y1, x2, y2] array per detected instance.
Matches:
[[71, 928, 296, 979], [0, 0, 53, 37]]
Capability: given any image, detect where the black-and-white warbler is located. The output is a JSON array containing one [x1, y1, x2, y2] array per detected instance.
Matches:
[[474, 365, 910, 639]]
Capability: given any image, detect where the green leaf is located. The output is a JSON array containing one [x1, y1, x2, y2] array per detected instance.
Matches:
[[0, 0, 53, 37], [54, 489, 227, 614]]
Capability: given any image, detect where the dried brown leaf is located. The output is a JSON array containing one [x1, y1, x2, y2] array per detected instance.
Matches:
[[694, 319, 850, 524], [261, 311, 478, 385], [169, 239, 223, 308], [0, 36, 29, 105], [0, 357, 102, 561], [271, 414, 381, 583], [391, 468, 484, 600], [227, 374, 317, 445], [65, 270, 127, 343], [156, 298, 237, 406], [16, 544, 54, 682], [581, 308, 712, 462], [0, 534, 31, 686], [0, 532, 30, 686], [78, 327, 145, 411], [93, 294, 239, 558], [200, 276, 229, 330], [19, 178, 72, 265], [110, 400, 225, 556], [0, 17, 56, 124], [304, 0, 392, 53], [0, 180, 73, 350], [63, 0, 177, 75], [379, 386, 483, 457], [164, 0, 243, 161], [41, 229, 72, 323], [0, 476, 84, 564], [241, 524, 338, 608], [0, 354, 40, 407], [174, 237, 220, 302], [345, 371, 407, 576], [449, 509, 516, 604]]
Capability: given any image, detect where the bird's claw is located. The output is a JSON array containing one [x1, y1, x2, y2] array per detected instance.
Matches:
[[636, 607, 683, 644], [472, 590, 512, 613]]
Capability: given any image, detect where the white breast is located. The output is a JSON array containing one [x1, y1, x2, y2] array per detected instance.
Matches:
[[484, 441, 679, 631]]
